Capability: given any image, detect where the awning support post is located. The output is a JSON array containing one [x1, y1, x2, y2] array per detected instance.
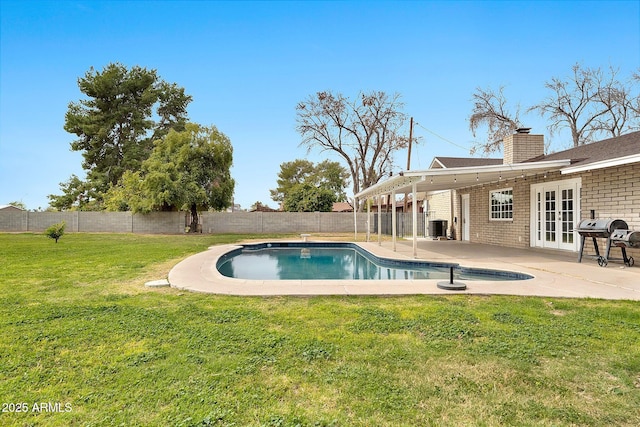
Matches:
[[412, 182, 418, 258], [353, 197, 357, 241], [366, 197, 370, 242], [392, 191, 397, 252], [377, 195, 382, 245]]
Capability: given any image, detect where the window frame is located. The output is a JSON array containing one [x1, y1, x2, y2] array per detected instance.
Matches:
[[489, 187, 514, 221]]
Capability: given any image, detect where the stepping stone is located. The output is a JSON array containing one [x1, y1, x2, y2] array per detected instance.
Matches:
[[145, 279, 170, 287]]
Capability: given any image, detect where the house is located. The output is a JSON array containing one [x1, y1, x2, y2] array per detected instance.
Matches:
[[0, 204, 24, 212], [369, 158, 502, 236], [423, 156, 502, 237], [356, 129, 640, 260], [332, 202, 354, 213], [250, 204, 279, 212], [368, 195, 413, 213], [250, 202, 353, 213]]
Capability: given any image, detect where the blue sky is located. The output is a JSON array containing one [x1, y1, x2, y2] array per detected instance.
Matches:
[[1, 0, 639, 211]]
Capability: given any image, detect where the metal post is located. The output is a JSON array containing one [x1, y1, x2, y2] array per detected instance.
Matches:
[[378, 195, 382, 245], [412, 181, 418, 258], [366, 197, 370, 242], [352, 197, 357, 241], [392, 191, 397, 252]]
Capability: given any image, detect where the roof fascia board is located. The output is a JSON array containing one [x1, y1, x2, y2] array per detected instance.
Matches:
[[401, 159, 572, 178], [355, 175, 422, 199], [561, 153, 640, 175], [429, 158, 447, 169]]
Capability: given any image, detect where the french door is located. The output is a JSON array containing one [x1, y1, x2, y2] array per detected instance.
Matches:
[[531, 179, 580, 251], [461, 194, 470, 241]]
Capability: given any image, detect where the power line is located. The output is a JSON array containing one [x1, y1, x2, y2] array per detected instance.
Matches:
[[414, 121, 471, 152]]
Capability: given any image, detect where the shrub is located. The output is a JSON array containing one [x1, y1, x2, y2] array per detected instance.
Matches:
[[45, 221, 66, 243]]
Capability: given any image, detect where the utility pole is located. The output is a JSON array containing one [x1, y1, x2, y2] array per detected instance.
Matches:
[[403, 117, 414, 213]]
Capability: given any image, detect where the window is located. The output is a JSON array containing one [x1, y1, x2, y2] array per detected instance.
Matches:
[[490, 188, 513, 220]]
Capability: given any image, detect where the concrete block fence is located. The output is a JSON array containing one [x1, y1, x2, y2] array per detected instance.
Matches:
[[0, 210, 371, 235]]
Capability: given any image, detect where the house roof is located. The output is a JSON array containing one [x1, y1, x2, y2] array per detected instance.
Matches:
[[528, 130, 640, 170], [356, 131, 640, 200], [332, 202, 353, 212], [250, 205, 279, 212], [0, 204, 24, 211]]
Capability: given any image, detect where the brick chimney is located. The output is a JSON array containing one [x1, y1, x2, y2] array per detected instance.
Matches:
[[503, 128, 544, 164]]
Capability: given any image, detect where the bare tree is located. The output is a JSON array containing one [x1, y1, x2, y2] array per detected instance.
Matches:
[[296, 91, 408, 209], [626, 68, 640, 119], [468, 86, 520, 155], [588, 65, 640, 138], [529, 64, 612, 147]]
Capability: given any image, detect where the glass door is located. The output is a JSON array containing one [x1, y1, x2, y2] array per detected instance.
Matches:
[[545, 190, 557, 247], [461, 194, 470, 241], [532, 179, 580, 251], [558, 185, 576, 250]]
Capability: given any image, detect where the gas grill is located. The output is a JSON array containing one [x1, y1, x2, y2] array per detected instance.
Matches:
[[576, 218, 637, 267]]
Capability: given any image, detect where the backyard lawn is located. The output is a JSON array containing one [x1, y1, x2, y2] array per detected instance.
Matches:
[[1, 233, 639, 426]]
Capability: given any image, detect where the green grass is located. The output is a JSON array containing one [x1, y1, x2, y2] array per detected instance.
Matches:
[[1, 233, 639, 426]]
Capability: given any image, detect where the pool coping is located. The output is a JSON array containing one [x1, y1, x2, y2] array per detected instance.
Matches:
[[167, 240, 640, 299]]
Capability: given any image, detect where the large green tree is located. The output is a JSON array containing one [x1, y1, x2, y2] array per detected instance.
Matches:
[[313, 159, 351, 203], [270, 159, 349, 211], [269, 159, 315, 203], [283, 183, 337, 212], [51, 63, 191, 210], [105, 123, 235, 232], [48, 174, 100, 211]]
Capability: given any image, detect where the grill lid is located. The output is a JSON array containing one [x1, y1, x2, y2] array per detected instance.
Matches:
[[577, 218, 628, 234], [610, 229, 640, 248]]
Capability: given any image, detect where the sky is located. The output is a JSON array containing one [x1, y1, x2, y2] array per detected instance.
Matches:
[[1, 0, 639, 211]]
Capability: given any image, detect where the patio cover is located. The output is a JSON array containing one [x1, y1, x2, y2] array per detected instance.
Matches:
[[354, 159, 573, 258], [355, 159, 573, 199]]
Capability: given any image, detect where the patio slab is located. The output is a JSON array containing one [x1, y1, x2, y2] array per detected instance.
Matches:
[[167, 239, 640, 300]]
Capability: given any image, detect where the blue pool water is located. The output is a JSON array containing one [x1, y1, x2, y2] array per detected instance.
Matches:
[[216, 243, 532, 281]]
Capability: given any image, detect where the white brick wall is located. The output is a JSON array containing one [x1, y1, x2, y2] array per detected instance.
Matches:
[[425, 191, 451, 236], [455, 164, 640, 260]]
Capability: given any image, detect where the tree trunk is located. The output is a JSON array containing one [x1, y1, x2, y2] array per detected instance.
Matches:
[[189, 203, 200, 233]]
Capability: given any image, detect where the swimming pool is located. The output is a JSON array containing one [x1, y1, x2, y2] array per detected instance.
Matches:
[[216, 242, 533, 281]]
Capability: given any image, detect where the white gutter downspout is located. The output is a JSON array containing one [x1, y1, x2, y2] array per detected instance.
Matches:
[[412, 182, 418, 258], [366, 197, 370, 242], [377, 195, 382, 245], [450, 190, 454, 239], [352, 197, 357, 241], [392, 191, 397, 252]]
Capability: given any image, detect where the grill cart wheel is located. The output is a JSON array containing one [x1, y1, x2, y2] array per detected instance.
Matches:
[[597, 256, 608, 267]]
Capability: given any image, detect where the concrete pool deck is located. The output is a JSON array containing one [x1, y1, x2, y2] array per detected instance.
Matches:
[[167, 238, 640, 300]]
